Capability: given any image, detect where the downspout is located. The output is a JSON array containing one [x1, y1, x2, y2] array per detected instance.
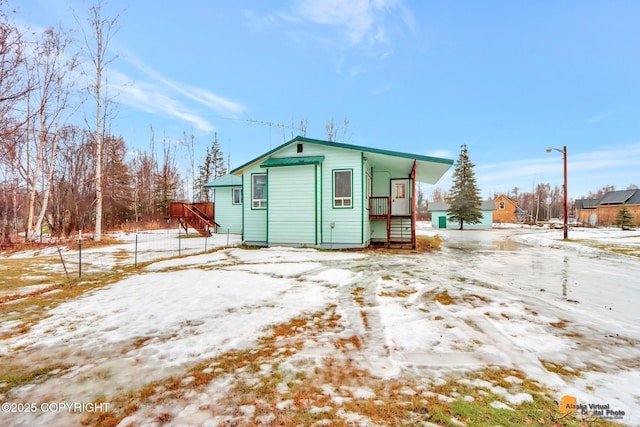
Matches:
[[314, 164, 318, 246], [361, 152, 365, 246], [265, 169, 269, 246], [411, 160, 417, 249], [320, 162, 323, 246], [241, 174, 245, 242]]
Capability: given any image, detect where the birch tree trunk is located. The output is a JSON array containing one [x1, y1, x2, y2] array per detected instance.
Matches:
[[79, 0, 120, 241]]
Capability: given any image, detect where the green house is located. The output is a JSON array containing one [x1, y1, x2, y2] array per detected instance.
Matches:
[[203, 174, 243, 234], [428, 200, 496, 229], [210, 136, 452, 249]]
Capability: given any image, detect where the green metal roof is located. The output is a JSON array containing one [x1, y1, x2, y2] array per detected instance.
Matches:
[[260, 156, 325, 168], [203, 174, 242, 188], [231, 136, 454, 184]]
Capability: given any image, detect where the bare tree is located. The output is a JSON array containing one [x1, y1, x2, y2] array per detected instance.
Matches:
[[50, 125, 95, 236], [0, 2, 31, 243], [77, 0, 121, 241], [0, 2, 29, 154], [128, 125, 159, 223], [155, 135, 180, 218], [325, 116, 352, 142], [22, 27, 78, 240], [430, 187, 446, 202], [534, 183, 550, 222], [179, 129, 196, 201], [586, 185, 616, 199]]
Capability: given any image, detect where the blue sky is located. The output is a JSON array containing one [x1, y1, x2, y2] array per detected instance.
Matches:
[[19, 0, 640, 200]]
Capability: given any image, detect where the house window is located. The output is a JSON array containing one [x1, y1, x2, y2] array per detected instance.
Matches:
[[252, 174, 267, 209], [499, 201, 505, 209], [297, 143, 303, 153], [232, 187, 242, 205], [393, 182, 406, 199], [333, 169, 352, 208]]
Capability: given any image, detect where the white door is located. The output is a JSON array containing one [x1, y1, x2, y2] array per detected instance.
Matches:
[[391, 179, 411, 216]]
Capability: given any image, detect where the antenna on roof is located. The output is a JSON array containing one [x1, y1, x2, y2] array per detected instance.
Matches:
[[223, 117, 307, 143]]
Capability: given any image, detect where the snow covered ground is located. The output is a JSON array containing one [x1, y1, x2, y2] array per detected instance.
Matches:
[[0, 224, 639, 426]]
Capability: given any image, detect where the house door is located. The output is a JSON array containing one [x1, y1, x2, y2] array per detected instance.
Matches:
[[391, 179, 411, 216], [438, 216, 447, 228]]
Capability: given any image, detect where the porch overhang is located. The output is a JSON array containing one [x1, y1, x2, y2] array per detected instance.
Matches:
[[203, 174, 242, 188], [364, 151, 452, 184]]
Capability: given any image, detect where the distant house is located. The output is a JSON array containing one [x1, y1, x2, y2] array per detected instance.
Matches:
[[576, 189, 640, 227], [492, 195, 530, 224], [428, 200, 496, 229], [575, 198, 599, 226], [203, 174, 243, 234], [208, 136, 453, 248]]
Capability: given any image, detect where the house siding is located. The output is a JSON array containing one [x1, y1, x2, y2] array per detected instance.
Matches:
[[272, 142, 366, 247], [320, 149, 364, 247], [430, 210, 494, 229], [575, 190, 640, 227], [592, 205, 640, 226], [493, 195, 518, 223], [241, 143, 365, 247], [234, 136, 453, 248], [243, 167, 267, 244], [213, 187, 242, 234], [267, 165, 317, 245]]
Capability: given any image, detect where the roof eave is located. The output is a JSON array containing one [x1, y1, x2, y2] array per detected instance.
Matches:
[[230, 136, 454, 176]]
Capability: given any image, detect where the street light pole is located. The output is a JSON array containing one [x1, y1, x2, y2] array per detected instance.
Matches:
[[546, 146, 568, 240]]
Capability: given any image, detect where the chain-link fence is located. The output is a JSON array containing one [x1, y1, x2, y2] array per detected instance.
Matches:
[[61, 227, 241, 278]]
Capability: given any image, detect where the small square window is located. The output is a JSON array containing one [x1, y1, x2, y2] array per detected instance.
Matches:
[[499, 201, 505, 209], [232, 187, 242, 205]]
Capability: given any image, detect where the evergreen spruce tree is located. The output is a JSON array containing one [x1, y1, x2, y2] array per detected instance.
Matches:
[[195, 133, 227, 202], [613, 204, 635, 230], [446, 144, 483, 230]]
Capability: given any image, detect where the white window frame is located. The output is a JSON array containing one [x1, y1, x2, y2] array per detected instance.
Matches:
[[333, 169, 352, 208], [232, 187, 242, 205], [252, 174, 267, 209]]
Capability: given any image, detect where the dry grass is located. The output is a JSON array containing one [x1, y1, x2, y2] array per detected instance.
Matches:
[[420, 288, 458, 306], [352, 286, 366, 307], [78, 304, 621, 427], [0, 270, 132, 340], [540, 360, 582, 378], [550, 320, 570, 329], [0, 361, 72, 395], [435, 289, 457, 305], [572, 239, 640, 259], [378, 288, 418, 298]]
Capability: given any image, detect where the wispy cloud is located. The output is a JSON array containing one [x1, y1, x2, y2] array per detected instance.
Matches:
[[474, 143, 640, 198], [586, 110, 616, 124], [288, 0, 412, 49], [114, 50, 247, 132], [430, 143, 640, 199], [247, 0, 414, 75]]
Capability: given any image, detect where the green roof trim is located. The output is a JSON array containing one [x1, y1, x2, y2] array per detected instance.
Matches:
[[260, 155, 325, 168], [231, 136, 453, 175], [203, 174, 242, 188]]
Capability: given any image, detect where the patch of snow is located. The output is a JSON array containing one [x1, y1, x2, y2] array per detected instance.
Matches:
[[1, 227, 639, 426], [490, 400, 513, 410]]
